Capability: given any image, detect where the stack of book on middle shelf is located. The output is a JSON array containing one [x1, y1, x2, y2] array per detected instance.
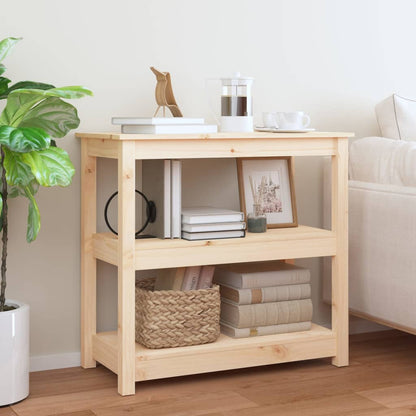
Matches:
[[181, 207, 246, 241], [213, 260, 313, 338], [112, 117, 218, 134], [153, 265, 216, 291]]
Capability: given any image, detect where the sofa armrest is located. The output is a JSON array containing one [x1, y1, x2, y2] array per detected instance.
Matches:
[[349, 136, 416, 187]]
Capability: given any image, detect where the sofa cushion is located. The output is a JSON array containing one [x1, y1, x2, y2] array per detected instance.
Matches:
[[376, 94, 416, 140], [349, 136, 416, 187]]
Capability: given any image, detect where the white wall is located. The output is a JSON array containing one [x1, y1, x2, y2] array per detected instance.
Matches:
[[2, 0, 416, 366]]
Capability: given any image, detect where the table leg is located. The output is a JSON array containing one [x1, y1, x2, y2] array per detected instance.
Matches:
[[81, 139, 97, 368], [117, 141, 136, 395], [331, 138, 349, 367]]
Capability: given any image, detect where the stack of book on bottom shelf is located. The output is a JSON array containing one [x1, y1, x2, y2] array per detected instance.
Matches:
[[181, 207, 246, 241], [214, 260, 313, 338], [154, 265, 216, 291]]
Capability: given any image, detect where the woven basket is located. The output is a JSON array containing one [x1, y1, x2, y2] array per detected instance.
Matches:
[[135, 278, 221, 349]]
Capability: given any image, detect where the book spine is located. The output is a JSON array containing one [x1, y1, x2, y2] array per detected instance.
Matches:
[[154, 267, 186, 291], [181, 222, 246, 233], [220, 321, 312, 338], [171, 160, 181, 239], [171, 267, 186, 290], [181, 266, 201, 291], [121, 124, 218, 134], [181, 230, 245, 240], [183, 213, 244, 224], [214, 268, 310, 289], [163, 160, 171, 238], [220, 299, 313, 328], [196, 265, 215, 289], [219, 284, 311, 305]]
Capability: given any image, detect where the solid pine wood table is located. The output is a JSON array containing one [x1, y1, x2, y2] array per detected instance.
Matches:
[[76, 131, 353, 396]]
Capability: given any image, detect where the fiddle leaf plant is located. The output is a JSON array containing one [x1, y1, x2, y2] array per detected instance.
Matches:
[[0, 37, 92, 311]]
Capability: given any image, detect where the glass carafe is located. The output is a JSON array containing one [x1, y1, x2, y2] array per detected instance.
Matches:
[[220, 72, 253, 132]]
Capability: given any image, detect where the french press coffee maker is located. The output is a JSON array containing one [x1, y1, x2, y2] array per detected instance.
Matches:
[[206, 72, 254, 132], [207, 72, 254, 132]]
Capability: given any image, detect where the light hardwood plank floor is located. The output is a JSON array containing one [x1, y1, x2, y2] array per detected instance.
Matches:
[[3, 330, 416, 416]]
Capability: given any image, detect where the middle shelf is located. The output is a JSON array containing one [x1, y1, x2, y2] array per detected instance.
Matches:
[[92, 225, 336, 270]]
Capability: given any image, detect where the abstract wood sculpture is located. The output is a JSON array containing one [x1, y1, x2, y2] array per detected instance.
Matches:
[[150, 67, 183, 117]]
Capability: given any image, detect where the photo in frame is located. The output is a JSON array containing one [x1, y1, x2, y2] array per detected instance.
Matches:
[[237, 157, 298, 228]]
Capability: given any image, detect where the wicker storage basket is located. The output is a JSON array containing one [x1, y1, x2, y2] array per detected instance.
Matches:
[[135, 278, 221, 349]]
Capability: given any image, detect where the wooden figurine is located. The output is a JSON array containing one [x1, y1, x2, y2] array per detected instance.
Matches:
[[150, 67, 183, 117]]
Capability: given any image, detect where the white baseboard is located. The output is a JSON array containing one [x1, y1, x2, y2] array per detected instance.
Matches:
[[349, 317, 390, 334], [30, 352, 81, 372], [316, 319, 389, 336]]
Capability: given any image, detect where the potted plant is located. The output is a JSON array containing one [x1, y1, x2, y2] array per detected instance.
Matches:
[[0, 37, 92, 406]]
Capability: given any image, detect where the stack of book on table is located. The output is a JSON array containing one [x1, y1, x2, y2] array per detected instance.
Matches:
[[213, 260, 313, 338], [153, 265, 216, 291], [181, 207, 246, 241], [112, 117, 218, 134]]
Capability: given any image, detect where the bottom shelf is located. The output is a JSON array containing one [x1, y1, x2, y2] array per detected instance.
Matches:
[[92, 324, 336, 382]]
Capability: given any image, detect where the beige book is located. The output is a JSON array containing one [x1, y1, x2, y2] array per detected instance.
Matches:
[[154, 267, 186, 291], [214, 260, 310, 289], [220, 283, 311, 305], [196, 265, 216, 289], [181, 266, 201, 291], [220, 321, 312, 338], [220, 298, 313, 328]]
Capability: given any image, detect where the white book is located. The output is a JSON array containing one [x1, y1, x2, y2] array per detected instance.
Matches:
[[121, 124, 218, 134], [181, 207, 244, 224], [181, 230, 245, 241], [112, 117, 205, 125], [181, 221, 246, 233], [171, 160, 182, 239], [142, 160, 171, 238]]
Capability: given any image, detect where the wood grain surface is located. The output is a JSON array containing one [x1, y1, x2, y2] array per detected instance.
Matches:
[[5, 330, 416, 416]]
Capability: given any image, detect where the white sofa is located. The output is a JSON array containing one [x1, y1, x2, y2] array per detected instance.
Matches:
[[348, 137, 416, 334], [324, 94, 416, 334]]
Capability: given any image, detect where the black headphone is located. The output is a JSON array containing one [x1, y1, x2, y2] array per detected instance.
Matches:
[[104, 190, 156, 238]]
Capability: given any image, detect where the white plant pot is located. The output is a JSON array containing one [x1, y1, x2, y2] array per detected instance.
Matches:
[[0, 299, 29, 406]]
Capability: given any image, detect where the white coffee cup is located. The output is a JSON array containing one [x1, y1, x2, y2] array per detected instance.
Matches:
[[275, 111, 311, 130], [262, 112, 278, 128]]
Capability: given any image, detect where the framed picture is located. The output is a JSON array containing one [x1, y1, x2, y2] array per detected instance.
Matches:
[[237, 157, 298, 228]]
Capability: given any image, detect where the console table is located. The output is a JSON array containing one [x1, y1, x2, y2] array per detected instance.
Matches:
[[77, 131, 352, 396]]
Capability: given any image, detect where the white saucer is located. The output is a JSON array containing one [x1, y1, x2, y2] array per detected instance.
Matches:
[[255, 126, 316, 133]]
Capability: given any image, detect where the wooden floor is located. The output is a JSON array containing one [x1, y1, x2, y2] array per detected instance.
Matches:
[[2, 330, 416, 416]]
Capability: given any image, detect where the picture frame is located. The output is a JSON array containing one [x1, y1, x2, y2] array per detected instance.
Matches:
[[237, 157, 298, 228]]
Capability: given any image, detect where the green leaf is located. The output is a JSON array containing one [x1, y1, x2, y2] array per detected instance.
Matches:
[[21, 147, 75, 187], [0, 126, 50, 152], [0, 91, 47, 127], [0, 81, 55, 100], [0, 37, 21, 63], [0, 77, 11, 95], [8, 180, 39, 199], [3, 147, 35, 186], [0, 86, 92, 127], [8, 185, 20, 198], [9, 86, 93, 99], [23, 185, 40, 242], [0, 64, 5, 76], [19, 97, 80, 138]]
